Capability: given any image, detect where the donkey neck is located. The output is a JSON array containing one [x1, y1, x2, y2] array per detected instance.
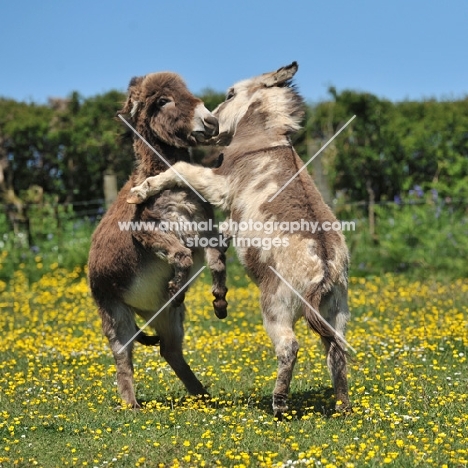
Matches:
[[229, 109, 292, 153], [132, 134, 191, 183], [226, 132, 291, 158]]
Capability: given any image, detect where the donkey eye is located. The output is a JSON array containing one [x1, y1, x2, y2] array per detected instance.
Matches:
[[157, 97, 170, 107], [226, 89, 235, 101]]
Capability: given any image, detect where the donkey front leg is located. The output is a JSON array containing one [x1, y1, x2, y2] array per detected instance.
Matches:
[[204, 227, 229, 319], [205, 245, 228, 319], [127, 162, 229, 209], [155, 304, 207, 395], [262, 296, 300, 417]]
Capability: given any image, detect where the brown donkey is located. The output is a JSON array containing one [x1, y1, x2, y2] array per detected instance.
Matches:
[[88, 72, 228, 408], [128, 63, 352, 416]]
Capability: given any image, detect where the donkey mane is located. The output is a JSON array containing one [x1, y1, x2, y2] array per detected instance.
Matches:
[[261, 84, 304, 134]]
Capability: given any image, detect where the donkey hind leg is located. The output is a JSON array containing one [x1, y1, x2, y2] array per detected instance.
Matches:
[[319, 286, 351, 411], [156, 303, 207, 396], [100, 303, 140, 408], [262, 297, 300, 417], [204, 235, 229, 319], [132, 230, 192, 306]]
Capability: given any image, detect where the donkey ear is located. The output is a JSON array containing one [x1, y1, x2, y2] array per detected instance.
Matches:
[[118, 75, 145, 117], [263, 61, 298, 87]]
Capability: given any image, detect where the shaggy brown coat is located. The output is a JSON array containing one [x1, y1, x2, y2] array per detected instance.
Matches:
[[88, 72, 227, 407]]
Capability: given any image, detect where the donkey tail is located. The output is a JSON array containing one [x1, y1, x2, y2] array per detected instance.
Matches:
[[302, 292, 348, 358], [134, 326, 160, 346]]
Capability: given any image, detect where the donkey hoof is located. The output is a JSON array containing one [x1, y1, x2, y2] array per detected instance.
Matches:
[[214, 307, 227, 319], [115, 399, 141, 411], [127, 190, 145, 204], [272, 393, 288, 418], [213, 299, 228, 319], [273, 406, 288, 420], [335, 400, 353, 414]]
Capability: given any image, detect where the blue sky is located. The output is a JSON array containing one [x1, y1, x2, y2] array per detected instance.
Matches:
[[1, 0, 467, 104]]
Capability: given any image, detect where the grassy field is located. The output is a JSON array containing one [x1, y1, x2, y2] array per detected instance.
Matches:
[[0, 264, 467, 467]]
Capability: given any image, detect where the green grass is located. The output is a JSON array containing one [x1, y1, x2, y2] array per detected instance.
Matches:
[[0, 267, 467, 467]]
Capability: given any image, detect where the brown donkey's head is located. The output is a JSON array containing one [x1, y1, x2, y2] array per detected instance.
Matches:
[[119, 72, 219, 148], [212, 62, 304, 146]]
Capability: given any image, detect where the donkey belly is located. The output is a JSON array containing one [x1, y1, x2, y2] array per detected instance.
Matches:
[[123, 249, 205, 314]]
